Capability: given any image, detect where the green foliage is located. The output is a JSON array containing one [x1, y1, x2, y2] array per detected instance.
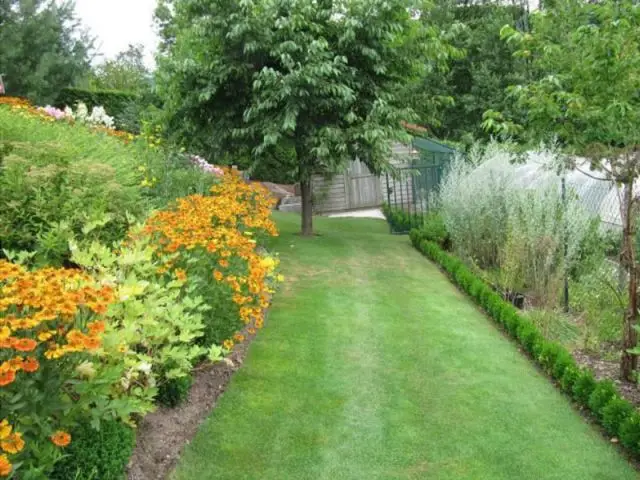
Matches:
[[71, 236, 212, 391], [157, 0, 456, 233], [602, 398, 635, 437], [524, 309, 580, 347], [560, 365, 580, 394], [419, 212, 450, 249], [588, 381, 619, 421], [157, 374, 194, 408], [50, 420, 135, 480], [56, 87, 141, 132], [0, 142, 140, 265], [572, 370, 597, 405], [0, 0, 92, 104], [0, 105, 216, 264], [382, 204, 424, 234], [620, 412, 640, 454], [90, 44, 151, 93], [571, 262, 625, 350], [412, 2, 527, 142], [497, 0, 640, 160]]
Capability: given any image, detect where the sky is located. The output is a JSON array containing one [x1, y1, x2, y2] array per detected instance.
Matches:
[[72, 0, 159, 68]]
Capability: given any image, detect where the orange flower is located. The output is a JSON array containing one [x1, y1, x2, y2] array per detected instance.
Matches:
[[83, 337, 101, 350], [0, 371, 15, 387], [233, 333, 245, 343], [174, 269, 187, 281], [0, 432, 24, 454], [218, 258, 229, 268], [12, 338, 37, 352], [0, 454, 11, 477], [50, 431, 71, 447], [213, 270, 224, 282], [87, 320, 106, 335], [22, 357, 39, 373]]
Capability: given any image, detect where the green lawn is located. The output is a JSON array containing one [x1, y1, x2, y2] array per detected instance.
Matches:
[[173, 213, 637, 480]]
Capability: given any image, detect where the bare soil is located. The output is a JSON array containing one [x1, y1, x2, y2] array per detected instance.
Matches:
[[126, 333, 255, 480], [573, 347, 640, 406]]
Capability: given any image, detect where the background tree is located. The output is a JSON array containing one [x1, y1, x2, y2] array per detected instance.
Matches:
[[90, 44, 151, 93], [156, 0, 456, 235], [407, 0, 529, 144], [0, 0, 92, 104], [491, 0, 640, 380]]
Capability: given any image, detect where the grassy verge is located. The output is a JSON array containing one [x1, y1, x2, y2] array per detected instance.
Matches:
[[173, 213, 637, 480]]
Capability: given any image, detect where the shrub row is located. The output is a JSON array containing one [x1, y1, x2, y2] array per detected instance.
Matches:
[[56, 88, 137, 119], [382, 203, 424, 233], [410, 229, 640, 456]]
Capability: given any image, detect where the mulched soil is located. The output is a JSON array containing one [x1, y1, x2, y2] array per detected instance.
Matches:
[[127, 332, 256, 480], [573, 347, 640, 406]]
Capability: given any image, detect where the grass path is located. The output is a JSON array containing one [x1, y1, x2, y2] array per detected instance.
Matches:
[[173, 214, 637, 480]]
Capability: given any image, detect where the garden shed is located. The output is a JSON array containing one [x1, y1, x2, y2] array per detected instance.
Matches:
[[313, 137, 456, 214]]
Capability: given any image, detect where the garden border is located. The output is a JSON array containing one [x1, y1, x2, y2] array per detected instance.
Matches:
[[409, 228, 640, 460]]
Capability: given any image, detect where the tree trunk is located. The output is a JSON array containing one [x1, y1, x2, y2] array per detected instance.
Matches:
[[299, 175, 313, 236], [621, 180, 638, 381]]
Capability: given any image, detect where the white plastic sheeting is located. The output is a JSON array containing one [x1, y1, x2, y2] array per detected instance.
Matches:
[[469, 150, 623, 229]]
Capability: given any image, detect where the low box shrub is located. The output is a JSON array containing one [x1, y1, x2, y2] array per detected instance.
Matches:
[[410, 236, 640, 458], [588, 381, 619, 421], [602, 398, 635, 437], [620, 412, 640, 454], [157, 374, 194, 408], [49, 420, 135, 480], [382, 204, 423, 234]]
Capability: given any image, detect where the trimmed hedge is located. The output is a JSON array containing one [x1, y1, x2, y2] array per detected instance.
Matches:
[[382, 203, 424, 234], [49, 420, 135, 480], [409, 228, 640, 456], [56, 87, 137, 115]]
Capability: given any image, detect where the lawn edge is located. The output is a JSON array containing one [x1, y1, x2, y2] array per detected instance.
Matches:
[[409, 228, 640, 466]]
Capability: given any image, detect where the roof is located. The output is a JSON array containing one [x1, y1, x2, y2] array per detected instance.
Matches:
[[412, 136, 457, 154]]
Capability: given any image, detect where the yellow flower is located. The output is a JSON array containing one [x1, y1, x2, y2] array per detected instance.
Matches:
[[0, 421, 11, 441], [223, 339, 234, 350], [276, 274, 285, 283], [0, 327, 9, 341]]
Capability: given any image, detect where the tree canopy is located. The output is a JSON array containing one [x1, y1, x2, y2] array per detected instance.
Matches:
[[0, 0, 93, 104], [89, 44, 151, 93], [157, 0, 456, 234]]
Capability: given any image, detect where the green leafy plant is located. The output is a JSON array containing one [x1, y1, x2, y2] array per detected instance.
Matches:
[[157, 374, 194, 408], [49, 420, 135, 480], [588, 381, 619, 421], [602, 398, 635, 437]]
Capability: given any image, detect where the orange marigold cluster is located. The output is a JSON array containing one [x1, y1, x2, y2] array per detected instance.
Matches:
[[0, 261, 115, 387], [143, 171, 278, 337]]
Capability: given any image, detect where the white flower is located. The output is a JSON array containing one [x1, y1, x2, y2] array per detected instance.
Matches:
[[137, 362, 152, 374], [75, 102, 89, 121]]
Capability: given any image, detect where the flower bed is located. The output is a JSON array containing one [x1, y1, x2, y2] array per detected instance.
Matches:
[[0, 169, 280, 478]]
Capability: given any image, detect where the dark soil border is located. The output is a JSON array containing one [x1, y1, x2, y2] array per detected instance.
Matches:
[[126, 329, 259, 480]]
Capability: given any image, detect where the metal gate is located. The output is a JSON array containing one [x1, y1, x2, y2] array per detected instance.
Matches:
[[384, 164, 445, 233]]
